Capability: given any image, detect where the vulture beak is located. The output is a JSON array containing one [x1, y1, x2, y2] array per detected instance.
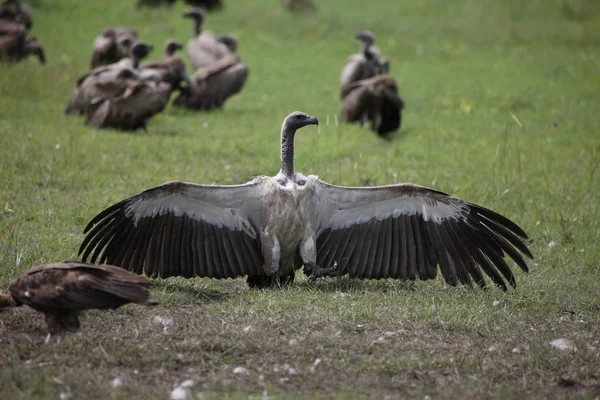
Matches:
[[307, 115, 318, 126]]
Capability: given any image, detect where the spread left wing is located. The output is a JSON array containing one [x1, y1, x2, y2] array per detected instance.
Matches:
[[78, 179, 269, 279]]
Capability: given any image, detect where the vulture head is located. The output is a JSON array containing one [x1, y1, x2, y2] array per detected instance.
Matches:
[[215, 34, 238, 53], [355, 30, 375, 47], [130, 41, 154, 60], [283, 111, 319, 133], [183, 8, 205, 35], [280, 112, 318, 178], [101, 27, 117, 39], [164, 39, 183, 56]]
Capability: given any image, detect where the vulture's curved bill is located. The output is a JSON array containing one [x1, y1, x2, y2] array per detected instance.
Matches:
[[79, 112, 533, 290], [0, 262, 159, 343]]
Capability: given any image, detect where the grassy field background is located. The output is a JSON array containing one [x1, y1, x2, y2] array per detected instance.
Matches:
[[1, 0, 599, 398]]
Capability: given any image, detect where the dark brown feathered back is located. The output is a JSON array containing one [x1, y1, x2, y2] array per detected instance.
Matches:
[[3, 261, 158, 342], [9, 261, 158, 311]]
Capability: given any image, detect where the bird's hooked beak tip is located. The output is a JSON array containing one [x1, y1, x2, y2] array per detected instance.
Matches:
[[308, 116, 318, 126]]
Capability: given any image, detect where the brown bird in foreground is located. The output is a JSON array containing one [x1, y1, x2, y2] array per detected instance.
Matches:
[[0, 262, 159, 343]]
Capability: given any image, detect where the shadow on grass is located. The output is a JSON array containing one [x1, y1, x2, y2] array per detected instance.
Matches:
[[297, 275, 419, 293], [151, 278, 233, 305]]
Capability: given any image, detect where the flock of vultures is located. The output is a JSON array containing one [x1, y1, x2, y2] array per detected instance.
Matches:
[[1, 0, 403, 134], [1, 0, 533, 344]]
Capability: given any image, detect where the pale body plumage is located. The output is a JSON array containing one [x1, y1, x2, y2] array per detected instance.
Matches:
[[80, 112, 532, 290]]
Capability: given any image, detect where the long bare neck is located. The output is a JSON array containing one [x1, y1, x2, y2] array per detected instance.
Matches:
[[362, 42, 375, 60], [194, 20, 202, 36], [280, 123, 296, 178]]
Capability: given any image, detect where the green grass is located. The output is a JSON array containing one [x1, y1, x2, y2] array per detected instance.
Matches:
[[1, 0, 599, 398]]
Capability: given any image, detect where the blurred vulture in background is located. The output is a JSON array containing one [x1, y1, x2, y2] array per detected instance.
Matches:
[[66, 41, 154, 114], [183, 8, 234, 70], [79, 111, 533, 291], [140, 39, 192, 90], [0, 262, 159, 343], [340, 30, 402, 135], [0, 19, 44, 63], [0, 0, 43, 64], [0, 0, 32, 30], [341, 74, 404, 135], [91, 27, 138, 68], [281, 0, 317, 12], [340, 30, 389, 97], [173, 52, 248, 110], [85, 76, 173, 131]]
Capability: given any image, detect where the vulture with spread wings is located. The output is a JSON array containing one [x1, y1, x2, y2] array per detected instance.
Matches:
[[0, 262, 159, 343], [79, 112, 533, 290]]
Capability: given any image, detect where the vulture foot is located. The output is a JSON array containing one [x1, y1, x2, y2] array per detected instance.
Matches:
[[306, 262, 339, 282]]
